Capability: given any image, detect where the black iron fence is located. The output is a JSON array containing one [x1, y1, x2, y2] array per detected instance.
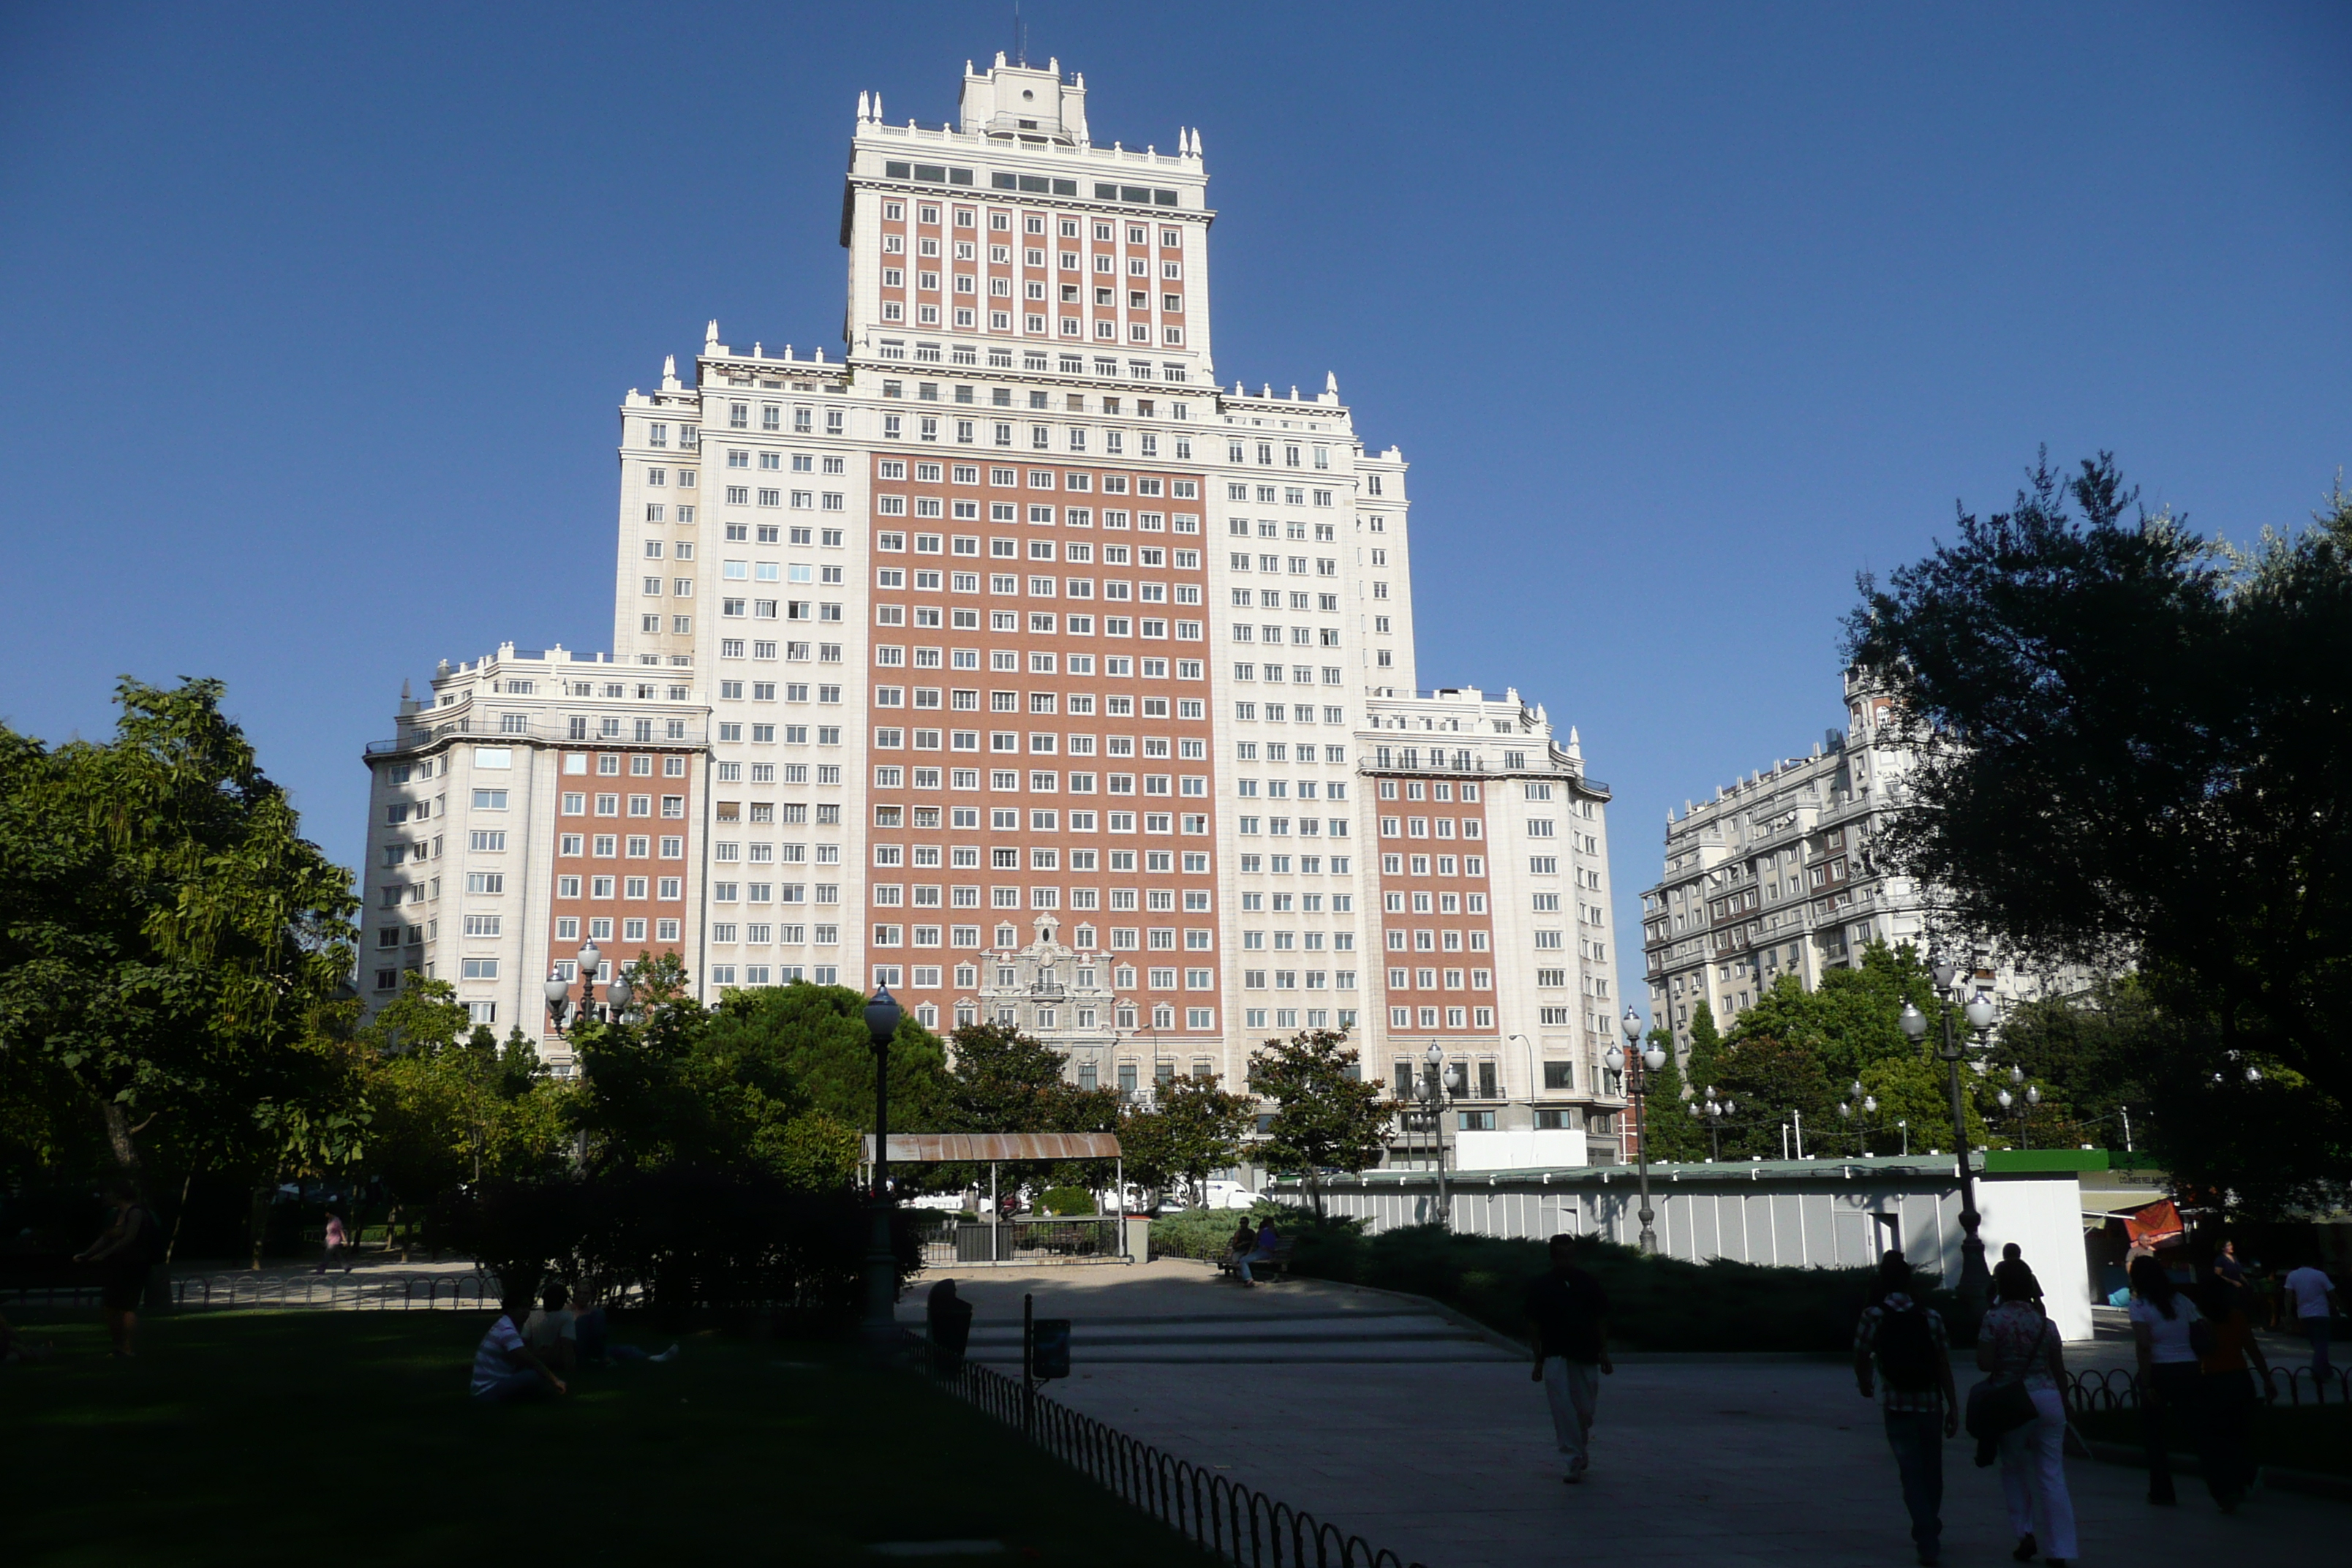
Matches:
[[911, 1333, 1422, 1568], [4, 1271, 510, 1313], [2062, 1361, 2351, 1412], [908, 1214, 1126, 1268]]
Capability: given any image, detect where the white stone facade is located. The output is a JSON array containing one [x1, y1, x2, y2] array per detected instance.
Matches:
[[1640, 669, 2088, 1052], [356, 56, 1627, 1144]]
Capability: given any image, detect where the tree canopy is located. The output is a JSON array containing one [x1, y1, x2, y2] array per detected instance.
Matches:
[[0, 678, 363, 1187], [1847, 456, 2352, 1210], [1248, 1028, 1387, 1214]]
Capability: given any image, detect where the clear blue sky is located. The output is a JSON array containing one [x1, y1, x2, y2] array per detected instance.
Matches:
[[4, 2, 2347, 1011]]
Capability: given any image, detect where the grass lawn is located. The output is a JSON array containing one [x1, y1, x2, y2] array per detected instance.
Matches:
[[2074, 1401, 2352, 1478], [1, 1308, 1215, 1568]]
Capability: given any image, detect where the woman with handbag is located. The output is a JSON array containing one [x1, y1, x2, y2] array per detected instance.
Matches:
[[1976, 1254, 2075, 1564]]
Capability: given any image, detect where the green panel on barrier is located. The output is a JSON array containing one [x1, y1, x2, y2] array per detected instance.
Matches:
[[1982, 1147, 2110, 1173]]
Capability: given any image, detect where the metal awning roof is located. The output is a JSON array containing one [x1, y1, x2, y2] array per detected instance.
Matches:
[[859, 1133, 1122, 1163]]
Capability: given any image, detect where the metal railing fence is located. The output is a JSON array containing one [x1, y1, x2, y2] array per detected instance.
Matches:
[[911, 1333, 1421, 1568], [2061, 1361, 2351, 1412], [908, 1215, 1126, 1268], [2, 1271, 514, 1313]]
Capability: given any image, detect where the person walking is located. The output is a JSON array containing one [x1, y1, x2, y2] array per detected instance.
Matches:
[[2195, 1273, 2271, 1511], [1525, 1233, 1612, 1483], [72, 1181, 159, 1358], [1978, 1254, 2075, 1564], [315, 1210, 350, 1274], [2128, 1254, 2205, 1505], [1855, 1251, 1959, 1567], [2280, 1259, 2340, 1381]]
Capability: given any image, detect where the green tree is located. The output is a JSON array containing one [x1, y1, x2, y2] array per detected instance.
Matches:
[[941, 1018, 1120, 1198], [1711, 1032, 1836, 1160], [1637, 1026, 1705, 1162], [1684, 998, 1725, 1096], [0, 678, 363, 1188], [1119, 1072, 1257, 1206], [1247, 1028, 1389, 1216], [698, 981, 949, 1142], [1847, 456, 2352, 1210], [572, 981, 880, 1188]]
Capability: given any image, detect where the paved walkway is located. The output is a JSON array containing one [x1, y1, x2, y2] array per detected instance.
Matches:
[[904, 1259, 2343, 1567]]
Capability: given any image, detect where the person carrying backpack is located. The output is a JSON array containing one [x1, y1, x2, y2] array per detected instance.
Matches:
[[1855, 1250, 1959, 1566]]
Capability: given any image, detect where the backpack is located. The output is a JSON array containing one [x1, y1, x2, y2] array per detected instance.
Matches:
[[1876, 1303, 1940, 1392]]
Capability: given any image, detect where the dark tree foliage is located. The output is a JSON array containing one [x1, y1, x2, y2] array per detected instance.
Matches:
[[1847, 456, 2352, 1210], [941, 1019, 1121, 1194]]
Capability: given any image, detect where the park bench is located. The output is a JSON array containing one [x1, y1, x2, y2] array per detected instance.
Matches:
[[1216, 1237, 1294, 1284]]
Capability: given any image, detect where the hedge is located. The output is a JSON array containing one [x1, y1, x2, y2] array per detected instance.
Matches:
[[1280, 1216, 1924, 1352]]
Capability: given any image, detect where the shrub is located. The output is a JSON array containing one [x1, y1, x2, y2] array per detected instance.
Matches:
[[1036, 1185, 1098, 1217], [1147, 1200, 1322, 1261], [440, 1166, 919, 1332], [1286, 1221, 1888, 1352]]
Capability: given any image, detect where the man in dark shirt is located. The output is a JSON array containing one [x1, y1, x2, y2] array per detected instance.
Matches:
[[1526, 1232, 1613, 1482]]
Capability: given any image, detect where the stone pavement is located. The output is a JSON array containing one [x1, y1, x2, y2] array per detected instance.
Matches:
[[902, 1259, 2343, 1567]]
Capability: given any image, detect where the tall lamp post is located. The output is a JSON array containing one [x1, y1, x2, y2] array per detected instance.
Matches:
[[1602, 1006, 1667, 1254], [1838, 1081, 1880, 1155], [862, 984, 903, 1350], [1899, 960, 1999, 1314], [1417, 1041, 1453, 1229], [1508, 1031, 1537, 1128], [1686, 1085, 1738, 1161]]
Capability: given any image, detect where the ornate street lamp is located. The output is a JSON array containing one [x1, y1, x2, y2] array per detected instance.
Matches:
[[1420, 1041, 1452, 1229], [1687, 1083, 1739, 1161], [1603, 1006, 1667, 1254], [1899, 959, 1999, 1314], [862, 984, 903, 1349]]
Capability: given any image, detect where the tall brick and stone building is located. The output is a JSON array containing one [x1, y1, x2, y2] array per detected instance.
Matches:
[[359, 55, 1629, 1156], [1640, 670, 2089, 1053]]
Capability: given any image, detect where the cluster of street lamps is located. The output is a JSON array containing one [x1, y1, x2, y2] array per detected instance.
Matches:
[[1837, 1080, 1879, 1153], [544, 938, 633, 1033], [1686, 1085, 1740, 1161], [1602, 1006, 1667, 1254]]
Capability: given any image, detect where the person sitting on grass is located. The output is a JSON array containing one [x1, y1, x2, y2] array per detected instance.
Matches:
[[472, 1295, 568, 1401], [524, 1283, 578, 1375]]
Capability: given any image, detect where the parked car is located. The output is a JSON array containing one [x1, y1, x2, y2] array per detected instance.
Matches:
[[1202, 1180, 1262, 1211]]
